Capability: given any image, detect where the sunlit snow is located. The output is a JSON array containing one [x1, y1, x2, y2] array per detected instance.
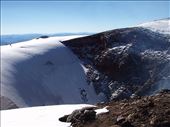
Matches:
[[1, 104, 94, 127], [138, 18, 170, 34], [1, 35, 99, 108]]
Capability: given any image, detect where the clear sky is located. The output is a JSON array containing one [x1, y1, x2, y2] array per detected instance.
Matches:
[[1, 1, 169, 35]]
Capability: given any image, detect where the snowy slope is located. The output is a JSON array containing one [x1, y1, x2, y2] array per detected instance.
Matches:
[[1, 35, 99, 109], [1, 104, 94, 127], [1, 104, 110, 127], [138, 18, 170, 34]]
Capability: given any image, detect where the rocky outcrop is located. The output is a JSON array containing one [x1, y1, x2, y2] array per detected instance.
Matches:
[[69, 90, 170, 127], [59, 107, 96, 126]]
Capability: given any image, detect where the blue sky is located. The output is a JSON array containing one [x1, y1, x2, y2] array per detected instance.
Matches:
[[1, 1, 169, 35]]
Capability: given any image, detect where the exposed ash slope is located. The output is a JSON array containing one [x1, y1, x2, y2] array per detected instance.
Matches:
[[63, 26, 170, 101]]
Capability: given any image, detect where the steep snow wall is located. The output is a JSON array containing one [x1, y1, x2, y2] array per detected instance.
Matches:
[[1, 36, 99, 109]]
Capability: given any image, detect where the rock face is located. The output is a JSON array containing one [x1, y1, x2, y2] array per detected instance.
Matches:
[[63, 26, 170, 101]]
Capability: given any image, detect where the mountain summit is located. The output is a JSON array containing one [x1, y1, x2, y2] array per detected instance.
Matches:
[[1, 19, 170, 110]]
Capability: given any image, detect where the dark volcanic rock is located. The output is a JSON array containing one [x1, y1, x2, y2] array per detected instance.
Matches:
[[59, 107, 96, 126], [67, 107, 96, 123], [36, 35, 49, 39], [59, 115, 69, 122], [63, 27, 170, 101], [73, 92, 170, 127]]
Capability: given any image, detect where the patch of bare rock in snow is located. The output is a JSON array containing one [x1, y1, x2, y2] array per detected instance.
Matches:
[[59, 105, 109, 127]]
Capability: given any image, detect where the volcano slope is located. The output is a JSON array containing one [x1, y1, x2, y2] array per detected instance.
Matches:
[[63, 19, 170, 101]]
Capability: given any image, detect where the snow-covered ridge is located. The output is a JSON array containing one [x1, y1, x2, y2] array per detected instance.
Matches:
[[1, 35, 100, 109], [137, 18, 170, 34]]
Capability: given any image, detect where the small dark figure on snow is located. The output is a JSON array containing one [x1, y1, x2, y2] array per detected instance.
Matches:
[[79, 88, 88, 102]]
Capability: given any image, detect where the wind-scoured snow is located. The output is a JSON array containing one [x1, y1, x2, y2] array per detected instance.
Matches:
[[1, 35, 99, 109], [138, 18, 170, 34], [1, 104, 94, 127], [95, 106, 109, 115]]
